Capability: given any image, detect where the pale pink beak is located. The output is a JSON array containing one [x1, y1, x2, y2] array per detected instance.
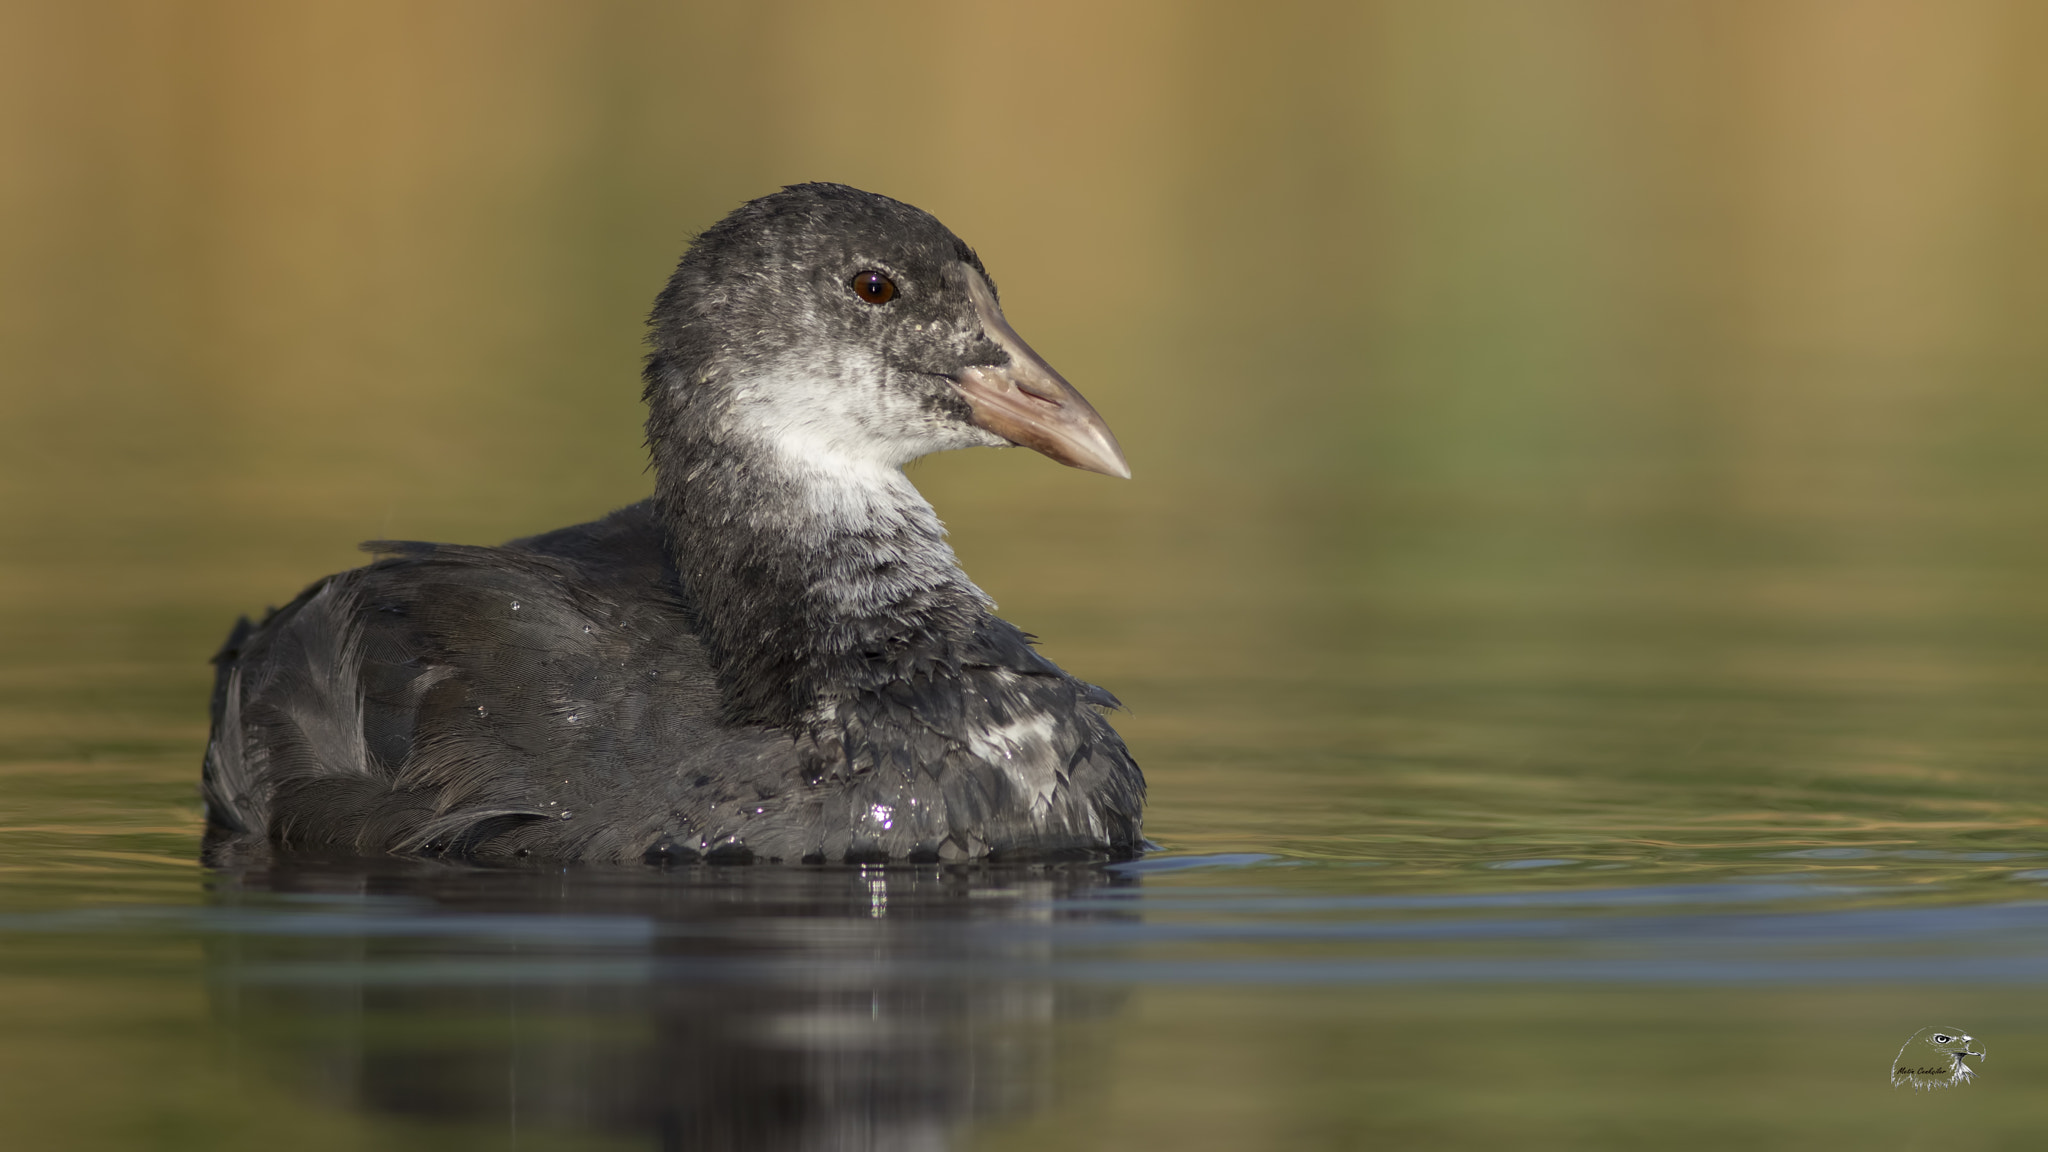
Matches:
[[950, 270, 1130, 479]]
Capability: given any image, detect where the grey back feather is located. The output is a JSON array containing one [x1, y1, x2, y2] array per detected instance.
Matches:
[[204, 502, 1142, 864]]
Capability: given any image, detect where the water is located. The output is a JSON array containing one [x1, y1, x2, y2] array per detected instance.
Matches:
[[7, 1, 2048, 1148]]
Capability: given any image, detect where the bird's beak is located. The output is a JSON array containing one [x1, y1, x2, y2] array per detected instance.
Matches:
[[951, 270, 1131, 479]]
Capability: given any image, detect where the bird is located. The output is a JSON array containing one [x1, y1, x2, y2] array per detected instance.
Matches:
[[201, 182, 1145, 866], [1890, 1027, 1984, 1089]]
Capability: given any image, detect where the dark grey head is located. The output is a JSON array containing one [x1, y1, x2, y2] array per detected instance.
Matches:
[[642, 183, 1127, 489]]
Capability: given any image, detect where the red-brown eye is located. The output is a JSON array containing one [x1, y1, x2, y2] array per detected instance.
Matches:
[[851, 270, 897, 304]]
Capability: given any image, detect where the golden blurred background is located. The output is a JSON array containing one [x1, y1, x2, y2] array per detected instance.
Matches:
[[7, 0, 2048, 860], [7, 0, 2045, 588], [7, 4, 2048, 1150]]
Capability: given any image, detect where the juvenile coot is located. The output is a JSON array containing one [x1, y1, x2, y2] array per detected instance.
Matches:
[[201, 183, 1144, 865]]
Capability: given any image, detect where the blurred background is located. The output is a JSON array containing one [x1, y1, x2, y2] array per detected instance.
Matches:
[[9, 0, 2048, 855], [5, 1, 2048, 1149]]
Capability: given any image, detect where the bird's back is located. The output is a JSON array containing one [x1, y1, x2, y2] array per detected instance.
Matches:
[[208, 502, 736, 859], [204, 502, 1142, 865]]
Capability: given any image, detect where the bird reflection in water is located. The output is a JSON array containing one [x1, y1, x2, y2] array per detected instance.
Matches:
[[202, 861, 1135, 1150]]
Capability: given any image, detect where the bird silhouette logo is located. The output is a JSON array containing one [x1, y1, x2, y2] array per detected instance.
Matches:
[[1890, 1027, 1984, 1090]]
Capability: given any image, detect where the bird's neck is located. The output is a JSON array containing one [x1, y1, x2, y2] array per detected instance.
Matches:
[[653, 424, 994, 732]]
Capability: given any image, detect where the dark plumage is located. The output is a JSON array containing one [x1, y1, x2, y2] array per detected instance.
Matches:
[[202, 183, 1145, 865]]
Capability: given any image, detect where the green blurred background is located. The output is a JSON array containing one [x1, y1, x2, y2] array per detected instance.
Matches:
[[9, 0, 2048, 861], [6, 1, 2048, 1148]]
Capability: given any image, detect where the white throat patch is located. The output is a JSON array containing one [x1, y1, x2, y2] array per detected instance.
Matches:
[[720, 368, 996, 614]]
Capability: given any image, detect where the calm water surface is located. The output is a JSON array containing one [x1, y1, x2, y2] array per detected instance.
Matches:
[[7, 2, 2048, 1149]]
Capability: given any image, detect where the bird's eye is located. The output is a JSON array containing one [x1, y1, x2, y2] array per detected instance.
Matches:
[[851, 271, 897, 305], [1932, 1035, 1953, 1044]]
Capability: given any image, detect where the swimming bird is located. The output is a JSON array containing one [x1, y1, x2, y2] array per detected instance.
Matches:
[[202, 183, 1144, 865]]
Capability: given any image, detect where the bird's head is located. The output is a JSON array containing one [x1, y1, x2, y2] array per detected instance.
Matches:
[[1921, 1030, 1983, 1061], [644, 182, 1128, 481]]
